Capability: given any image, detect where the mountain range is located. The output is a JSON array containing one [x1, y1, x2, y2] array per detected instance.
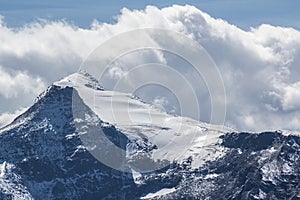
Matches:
[[0, 72, 299, 199]]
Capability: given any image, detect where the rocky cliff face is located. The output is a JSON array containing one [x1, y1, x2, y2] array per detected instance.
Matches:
[[0, 73, 299, 199], [0, 85, 138, 199]]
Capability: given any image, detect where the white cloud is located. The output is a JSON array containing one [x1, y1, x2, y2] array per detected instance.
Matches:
[[108, 66, 128, 79], [152, 96, 169, 113], [280, 82, 300, 111], [0, 107, 28, 128], [0, 66, 46, 98], [0, 5, 300, 131]]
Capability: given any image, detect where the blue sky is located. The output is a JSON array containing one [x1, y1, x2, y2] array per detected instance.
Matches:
[[1, 0, 300, 30]]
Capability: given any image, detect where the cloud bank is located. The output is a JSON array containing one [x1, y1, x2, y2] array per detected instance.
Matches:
[[0, 5, 300, 131]]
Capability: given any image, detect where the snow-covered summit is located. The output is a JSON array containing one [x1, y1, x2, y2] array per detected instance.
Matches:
[[54, 70, 104, 91], [53, 71, 233, 168]]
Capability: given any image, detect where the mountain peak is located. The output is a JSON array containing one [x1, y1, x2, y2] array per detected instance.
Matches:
[[0, 71, 300, 199], [54, 70, 104, 91]]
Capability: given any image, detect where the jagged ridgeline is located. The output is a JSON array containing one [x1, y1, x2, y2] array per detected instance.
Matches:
[[0, 72, 299, 199]]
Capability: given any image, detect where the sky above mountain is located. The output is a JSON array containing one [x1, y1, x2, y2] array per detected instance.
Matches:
[[0, 2, 300, 132], [1, 0, 300, 30]]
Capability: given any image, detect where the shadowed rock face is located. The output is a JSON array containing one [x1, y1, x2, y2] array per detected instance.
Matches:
[[0, 85, 299, 200], [209, 132, 300, 199], [0, 86, 136, 199]]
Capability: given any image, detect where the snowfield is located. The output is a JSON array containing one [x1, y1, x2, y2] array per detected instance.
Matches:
[[55, 72, 234, 170]]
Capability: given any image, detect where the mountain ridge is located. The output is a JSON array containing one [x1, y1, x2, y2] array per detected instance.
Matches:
[[0, 72, 299, 199]]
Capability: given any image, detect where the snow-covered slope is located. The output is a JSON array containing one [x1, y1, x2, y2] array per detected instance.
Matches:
[[0, 71, 299, 199], [55, 72, 232, 170]]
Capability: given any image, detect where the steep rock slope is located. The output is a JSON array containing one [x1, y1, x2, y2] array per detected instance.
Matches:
[[0, 85, 136, 199], [0, 72, 299, 199]]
